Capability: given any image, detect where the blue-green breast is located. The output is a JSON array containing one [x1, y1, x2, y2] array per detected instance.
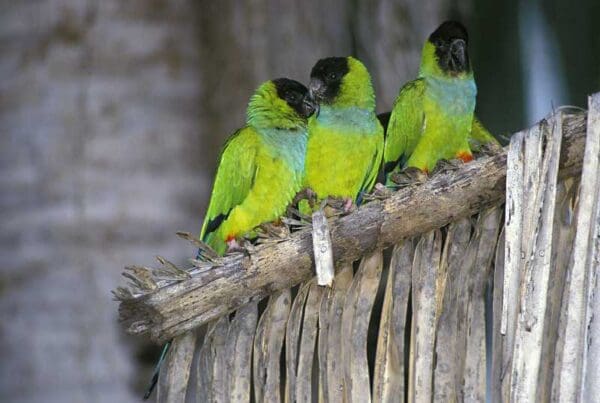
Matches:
[[257, 127, 308, 175], [315, 105, 380, 135], [425, 75, 476, 117]]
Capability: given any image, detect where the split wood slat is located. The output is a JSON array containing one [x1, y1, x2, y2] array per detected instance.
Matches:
[[490, 227, 505, 403], [408, 230, 442, 403], [342, 251, 384, 403], [538, 179, 578, 402], [253, 290, 292, 403], [285, 281, 311, 402], [196, 317, 229, 402], [500, 128, 525, 397], [225, 302, 258, 402], [373, 240, 414, 403], [510, 114, 563, 401], [317, 284, 331, 403], [323, 264, 353, 403], [581, 95, 600, 402], [433, 218, 472, 402], [312, 210, 335, 287], [557, 94, 600, 401], [463, 207, 502, 402], [295, 281, 323, 402], [156, 330, 197, 403]]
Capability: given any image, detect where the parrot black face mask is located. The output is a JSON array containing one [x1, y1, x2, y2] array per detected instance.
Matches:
[[309, 56, 349, 105], [429, 20, 471, 75]]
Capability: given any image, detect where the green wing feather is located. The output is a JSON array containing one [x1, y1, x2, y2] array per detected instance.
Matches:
[[383, 78, 426, 179], [200, 127, 258, 245], [361, 121, 384, 197]]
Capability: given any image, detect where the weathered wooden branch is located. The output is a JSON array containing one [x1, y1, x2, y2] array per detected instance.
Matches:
[[118, 111, 586, 343]]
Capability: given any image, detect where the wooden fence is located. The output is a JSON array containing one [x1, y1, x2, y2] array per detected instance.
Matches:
[[116, 95, 600, 402]]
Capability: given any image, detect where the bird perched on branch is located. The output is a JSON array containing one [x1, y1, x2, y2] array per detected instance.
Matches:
[[199, 78, 316, 255], [303, 56, 384, 211], [383, 21, 499, 184], [143, 78, 315, 399]]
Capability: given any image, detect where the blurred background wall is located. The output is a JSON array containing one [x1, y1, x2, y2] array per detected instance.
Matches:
[[0, 1, 598, 402]]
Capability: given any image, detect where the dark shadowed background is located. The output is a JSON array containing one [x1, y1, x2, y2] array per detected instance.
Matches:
[[1, 1, 598, 402]]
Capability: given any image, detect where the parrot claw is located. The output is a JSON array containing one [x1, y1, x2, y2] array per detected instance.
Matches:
[[474, 141, 503, 158], [258, 222, 291, 239], [369, 183, 395, 199], [226, 238, 247, 254], [389, 167, 428, 188], [432, 158, 464, 174], [343, 198, 356, 213], [321, 197, 355, 217]]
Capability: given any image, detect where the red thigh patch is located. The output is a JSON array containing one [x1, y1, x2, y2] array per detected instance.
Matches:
[[456, 151, 474, 163]]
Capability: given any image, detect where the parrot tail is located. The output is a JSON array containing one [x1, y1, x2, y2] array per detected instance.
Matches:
[[143, 340, 172, 400]]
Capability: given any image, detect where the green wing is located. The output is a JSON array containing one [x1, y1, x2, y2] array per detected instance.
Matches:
[[469, 117, 500, 150], [360, 121, 384, 198], [200, 126, 258, 243], [383, 79, 425, 179]]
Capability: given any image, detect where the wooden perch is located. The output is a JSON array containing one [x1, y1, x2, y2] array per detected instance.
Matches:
[[118, 111, 587, 343]]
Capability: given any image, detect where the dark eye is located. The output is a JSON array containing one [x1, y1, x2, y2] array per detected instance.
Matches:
[[327, 72, 338, 81], [286, 91, 300, 103]]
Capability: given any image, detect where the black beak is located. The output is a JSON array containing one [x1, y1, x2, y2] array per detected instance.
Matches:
[[450, 38, 467, 70], [308, 78, 325, 102], [301, 93, 318, 118]]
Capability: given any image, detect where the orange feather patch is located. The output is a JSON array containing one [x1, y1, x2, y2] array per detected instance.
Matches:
[[456, 151, 474, 163]]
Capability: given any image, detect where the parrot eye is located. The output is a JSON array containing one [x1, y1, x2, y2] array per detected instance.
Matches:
[[327, 72, 338, 81], [285, 91, 300, 103]]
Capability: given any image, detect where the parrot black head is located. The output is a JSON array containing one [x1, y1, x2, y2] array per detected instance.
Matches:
[[273, 78, 316, 119], [428, 21, 470, 74], [308, 57, 350, 105]]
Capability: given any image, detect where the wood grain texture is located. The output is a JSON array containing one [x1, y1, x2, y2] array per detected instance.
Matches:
[[225, 302, 258, 402], [433, 218, 472, 401], [118, 112, 587, 344], [490, 228, 506, 403], [156, 331, 197, 403], [312, 210, 335, 287], [285, 281, 311, 402], [409, 230, 442, 403], [196, 317, 229, 402], [345, 252, 383, 403], [557, 95, 600, 401], [510, 114, 563, 402], [373, 241, 414, 403], [295, 282, 323, 402], [253, 290, 291, 403], [323, 264, 353, 403], [463, 208, 502, 402]]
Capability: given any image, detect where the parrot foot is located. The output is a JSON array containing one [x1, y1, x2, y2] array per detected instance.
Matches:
[[293, 188, 318, 208], [258, 221, 291, 239], [368, 183, 395, 199], [343, 198, 355, 213], [389, 167, 428, 188], [473, 141, 503, 158], [322, 197, 355, 217], [226, 238, 248, 254], [432, 158, 464, 174]]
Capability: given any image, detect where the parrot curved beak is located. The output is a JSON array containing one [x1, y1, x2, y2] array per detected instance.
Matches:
[[450, 38, 467, 71], [309, 78, 326, 102], [301, 93, 318, 118]]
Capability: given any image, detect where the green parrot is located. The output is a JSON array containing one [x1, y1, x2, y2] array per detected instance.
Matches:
[[383, 21, 499, 183], [303, 56, 384, 209], [199, 78, 316, 256], [143, 78, 315, 400]]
